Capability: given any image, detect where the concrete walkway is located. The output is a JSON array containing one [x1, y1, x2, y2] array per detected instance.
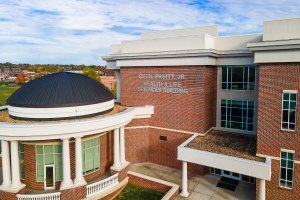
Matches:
[[129, 162, 255, 200]]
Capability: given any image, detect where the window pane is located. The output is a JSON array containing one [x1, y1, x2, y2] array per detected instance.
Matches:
[[287, 169, 293, 181], [281, 152, 287, 159], [288, 160, 294, 169], [215, 168, 221, 175], [283, 101, 289, 109], [290, 102, 296, 110], [281, 160, 286, 167], [54, 145, 62, 153], [85, 139, 94, 148], [249, 67, 255, 82], [289, 123, 295, 130], [282, 123, 288, 129], [287, 181, 293, 188], [222, 83, 227, 89], [44, 145, 53, 154], [232, 67, 243, 82], [288, 153, 294, 160], [283, 93, 289, 100], [85, 148, 94, 172], [289, 111, 296, 123], [37, 164, 44, 181], [45, 154, 54, 164], [36, 146, 43, 154], [55, 155, 63, 180], [282, 110, 288, 122], [222, 67, 227, 82], [290, 94, 296, 101], [280, 168, 286, 179]]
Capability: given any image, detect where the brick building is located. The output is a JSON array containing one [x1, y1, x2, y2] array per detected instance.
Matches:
[[102, 17, 300, 200], [0, 17, 299, 200]]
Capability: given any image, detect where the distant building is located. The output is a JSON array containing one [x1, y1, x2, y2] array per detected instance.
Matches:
[[100, 76, 116, 90]]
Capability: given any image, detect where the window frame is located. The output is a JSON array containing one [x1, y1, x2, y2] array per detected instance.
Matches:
[[279, 149, 294, 189], [35, 144, 63, 182], [281, 91, 297, 132], [221, 66, 256, 91], [19, 143, 25, 179], [82, 136, 100, 176], [221, 99, 255, 132]]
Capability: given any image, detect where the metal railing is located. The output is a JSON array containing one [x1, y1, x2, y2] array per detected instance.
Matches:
[[86, 173, 119, 198], [17, 192, 61, 200]]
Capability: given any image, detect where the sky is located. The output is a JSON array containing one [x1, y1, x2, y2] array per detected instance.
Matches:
[[0, 0, 300, 65]]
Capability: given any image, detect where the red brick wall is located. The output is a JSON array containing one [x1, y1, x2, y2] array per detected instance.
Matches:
[[257, 63, 300, 199], [256, 160, 300, 200], [121, 66, 217, 133], [257, 64, 300, 158], [128, 173, 179, 200], [125, 127, 205, 174]]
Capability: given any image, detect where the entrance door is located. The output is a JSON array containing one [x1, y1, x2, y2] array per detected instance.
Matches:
[[44, 165, 55, 190], [222, 170, 240, 180]]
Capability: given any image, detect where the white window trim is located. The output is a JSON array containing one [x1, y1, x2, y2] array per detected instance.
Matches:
[[279, 150, 294, 189], [281, 92, 297, 132]]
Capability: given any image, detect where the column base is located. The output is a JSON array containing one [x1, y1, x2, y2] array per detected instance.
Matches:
[[180, 191, 190, 198], [60, 180, 74, 190], [111, 161, 130, 172], [73, 178, 87, 187], [0, 183, 26, 193]]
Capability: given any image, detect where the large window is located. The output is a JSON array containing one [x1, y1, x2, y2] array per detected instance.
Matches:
[[221, 100, 254, 131], [19, 144, 24, 179], [280, 151, 294, 189], [36, 144, 63, 181], [222, 66, 255, 90], [282, 92, 297, 131], [82, 137, 100, 175]]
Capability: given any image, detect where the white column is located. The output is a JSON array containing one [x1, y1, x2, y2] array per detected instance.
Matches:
[[119, 126, 127, 165], [258, 179, 266, 200], [112, 128, 121, 169], [10, 141, 22, 189], [74, 137, 86, 186], [1, 140, 11, 187], [180, 161, 189, 197], [115, 70, 121, 103], [60, 138, 73, 190]]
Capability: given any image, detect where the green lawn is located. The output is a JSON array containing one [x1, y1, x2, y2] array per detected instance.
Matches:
[[0, 85, 20, 106], [115, 183, 164, 200]]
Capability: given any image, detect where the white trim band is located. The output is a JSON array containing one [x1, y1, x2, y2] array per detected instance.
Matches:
[[7, 100, 115, 119]]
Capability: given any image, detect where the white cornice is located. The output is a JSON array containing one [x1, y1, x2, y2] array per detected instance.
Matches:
[[0, 106, 154, 141], [102, 49, 252, 61]]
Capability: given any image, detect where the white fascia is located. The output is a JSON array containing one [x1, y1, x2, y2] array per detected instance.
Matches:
[[0, 105, 154, 141], [177, 134, 272, 180], [7, 100, 114, 119]]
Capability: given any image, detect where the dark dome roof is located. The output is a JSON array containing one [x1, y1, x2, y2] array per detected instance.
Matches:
[[8, 72, 114, 108]]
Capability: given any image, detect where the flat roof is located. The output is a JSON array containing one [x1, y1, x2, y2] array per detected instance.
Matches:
[[0, 104, 126, 124], [186, 130, 265, 162]]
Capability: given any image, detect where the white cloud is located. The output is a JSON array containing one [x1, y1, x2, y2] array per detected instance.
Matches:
[[0, 0, 299, 64]]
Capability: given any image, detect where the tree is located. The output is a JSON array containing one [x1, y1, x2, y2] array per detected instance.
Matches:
[[83, 67, 101, 82], [111, 82, 117, 99], [17, 74, 25, 85]]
